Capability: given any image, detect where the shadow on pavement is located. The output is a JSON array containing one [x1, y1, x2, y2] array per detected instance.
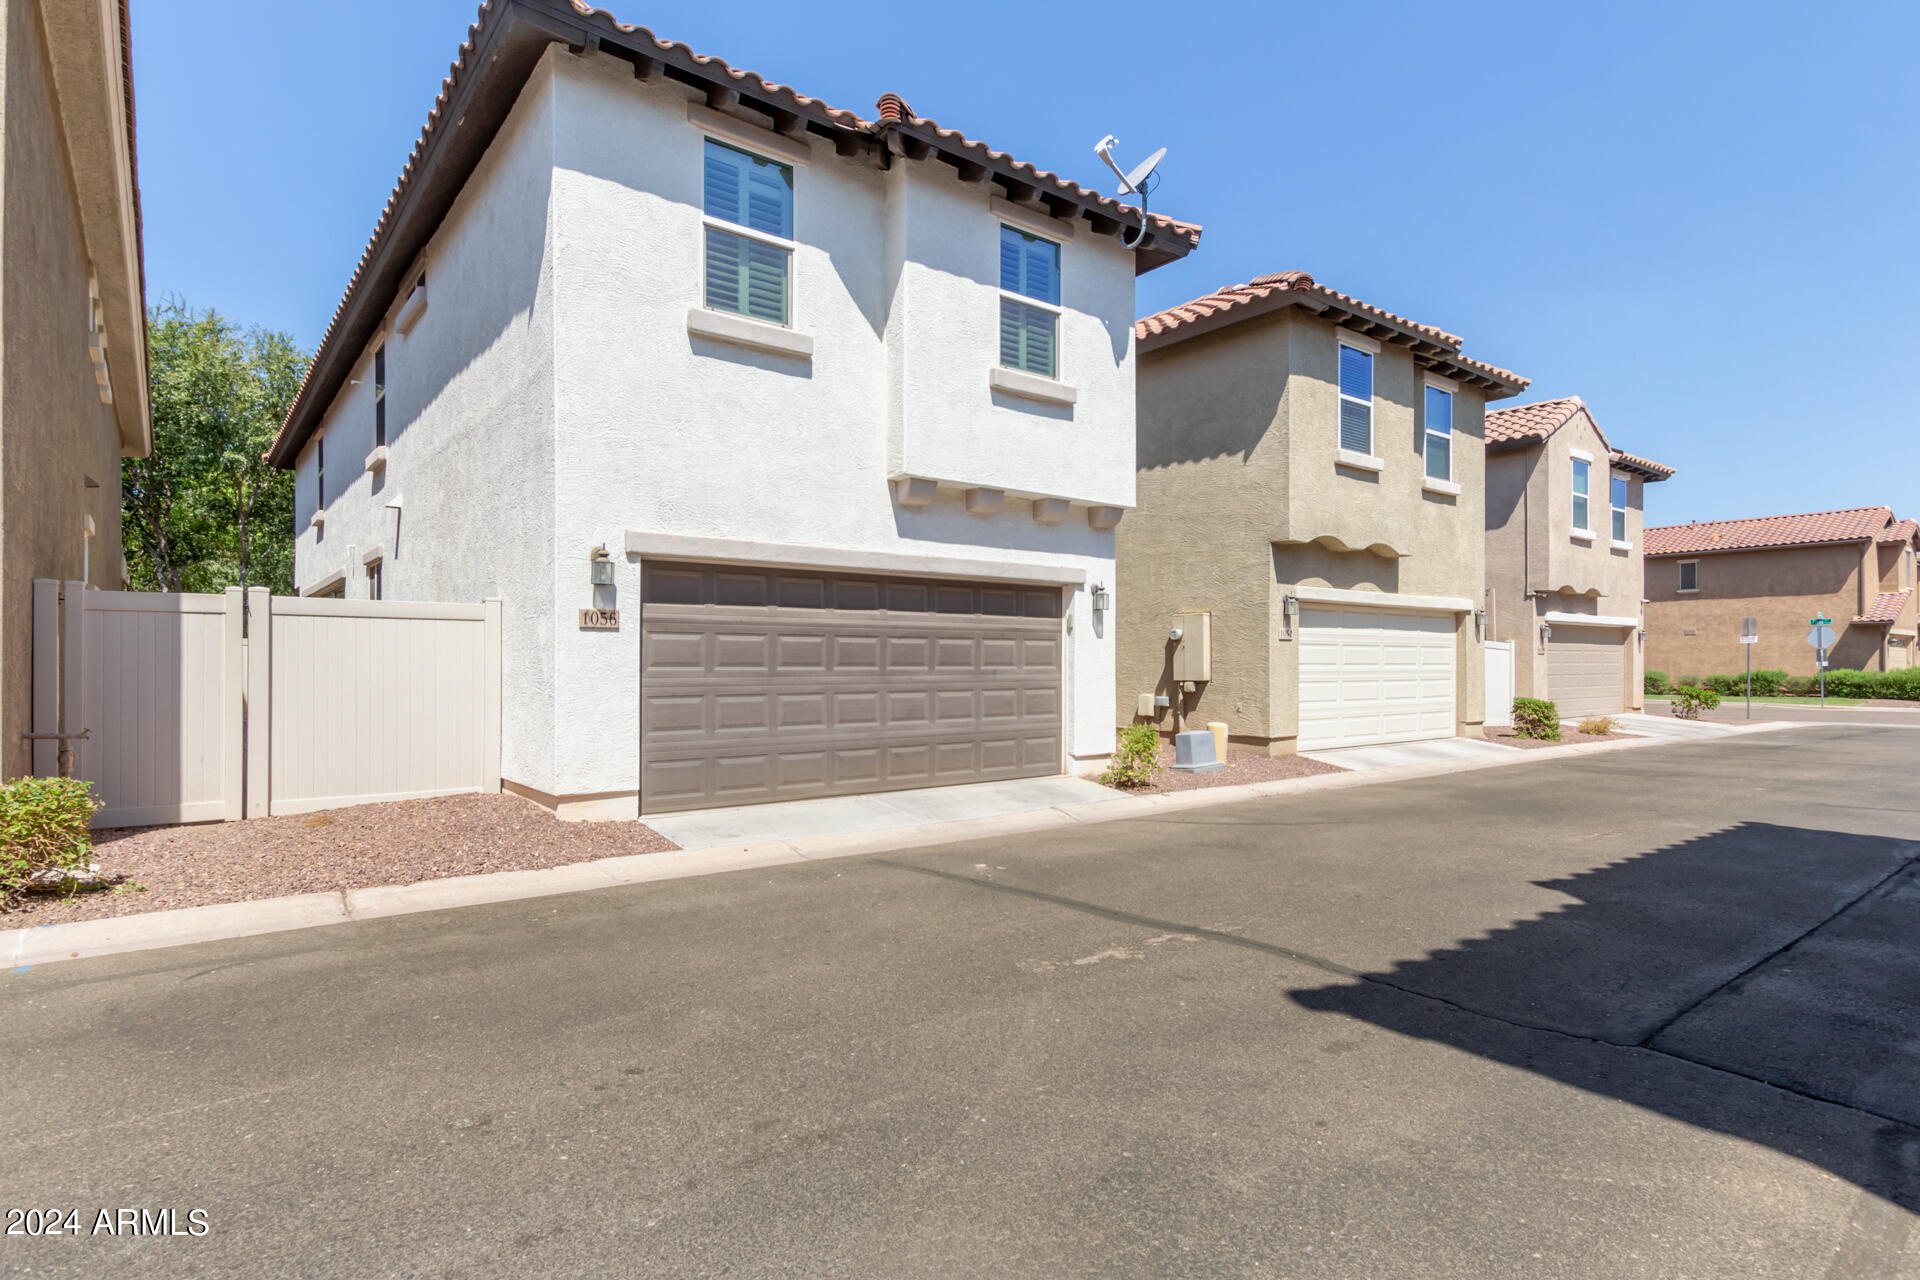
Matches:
[[1290, 822, 1920, 1212]]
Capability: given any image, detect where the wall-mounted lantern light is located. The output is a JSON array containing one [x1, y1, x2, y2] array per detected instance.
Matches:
[[1473, 607, 1487, 639], [1281, 593, 1300, 639], [589, 545, 614, 587], [1091, 583, 1111, 613]]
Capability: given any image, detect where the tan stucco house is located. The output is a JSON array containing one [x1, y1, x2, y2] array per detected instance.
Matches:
[[0, 0, 151, 778], [1117, 270, 1527, 754], [1483, 397, 1674, 716], [1644, 507, 1918, 678]]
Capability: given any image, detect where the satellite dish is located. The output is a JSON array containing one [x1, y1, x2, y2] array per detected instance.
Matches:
[[1093, 135, 1167, 248]]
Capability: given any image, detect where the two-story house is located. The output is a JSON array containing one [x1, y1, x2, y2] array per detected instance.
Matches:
[[1644, 507, 1918, 677], [0, 0, 149, 777], [1116, 271, 1527, 754], [1482, 398, 1673, 717], [265, 2, 1198, 817]]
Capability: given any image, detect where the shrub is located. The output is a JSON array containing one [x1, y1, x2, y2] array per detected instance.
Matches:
[[1671, 685, 1722, 719], [1511, 697, 1562, 741], [1783, 675, 1818, 696], [1701, 673, 1744, 697], [1, 777, 100, 905], [1816, 668, 1920, 700], [1576, 715, 1619, 736], [1644, 670, 1670, 696], [1749, 669, 1789, 697], [1101, 724, 1162, 789]]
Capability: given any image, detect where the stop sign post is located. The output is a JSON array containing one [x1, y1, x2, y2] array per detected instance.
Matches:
[[1807, 616, 1836, 705], [1740, 617, 1758, 716]]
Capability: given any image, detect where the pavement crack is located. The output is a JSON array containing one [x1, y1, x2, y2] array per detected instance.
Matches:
[[1635, 843, 1920, 1050]]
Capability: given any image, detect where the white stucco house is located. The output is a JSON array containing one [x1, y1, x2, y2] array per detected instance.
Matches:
[[267, 0, 1200, 818]]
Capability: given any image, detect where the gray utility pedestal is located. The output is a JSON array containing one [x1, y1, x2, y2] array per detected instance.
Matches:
[[1171, 730, 1224, 773]]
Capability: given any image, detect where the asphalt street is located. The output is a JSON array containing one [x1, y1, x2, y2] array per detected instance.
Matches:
[[1649, 696, 1920, 728], [3, 726, 1917, 1278]]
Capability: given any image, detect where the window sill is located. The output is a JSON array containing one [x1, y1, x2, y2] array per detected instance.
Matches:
[[365, 445, 388, 473], [989, 366, 1077, 406], [1336, 449, 1383, 474], [1610, 539, 1633, 552], [1570, 528, 1596, 543], [686, 308, 813, 360], [1677, 587, 1699, 594], [308, 511, 325, 530], [394, 284, 428, 336], [1421, 477, 1462, 497]]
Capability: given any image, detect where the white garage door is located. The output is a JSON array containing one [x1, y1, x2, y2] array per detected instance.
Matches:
[[1547, 630, 1627, 717], [1299, 606, 1457, 750]]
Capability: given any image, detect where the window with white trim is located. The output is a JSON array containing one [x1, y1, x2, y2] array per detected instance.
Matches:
[[366, 559, 383, 601], [703, 139, 793, 325], [1423, 385, 1453, 481], [1611, 474, 1628, 542], [1679, 560, 1698, 592], [1572, 457, 1591, 532], [1338, 344, 1373, 454], [998, 225, 1061, 377]]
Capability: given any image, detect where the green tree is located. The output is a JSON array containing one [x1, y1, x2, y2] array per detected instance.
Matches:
[[123, 301, 309, 594]]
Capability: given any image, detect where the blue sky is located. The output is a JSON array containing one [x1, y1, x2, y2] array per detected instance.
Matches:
[[135, 0, 1918, 526]]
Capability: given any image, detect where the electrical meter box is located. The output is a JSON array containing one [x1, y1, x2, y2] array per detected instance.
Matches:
[[1172, 610, 1211, 683]]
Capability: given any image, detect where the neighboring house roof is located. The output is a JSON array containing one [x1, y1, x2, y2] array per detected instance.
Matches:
[[271, 0, 1200, 468], [1645, 506, 1898, 557], [1133, 270, 1528, 398], [1880, 518, 1919, 545], [1482, 396, 1674, 481], [1855, 590, 1912, 625]]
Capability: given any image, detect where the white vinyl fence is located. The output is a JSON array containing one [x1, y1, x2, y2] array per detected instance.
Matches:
[[32, 580, 500, 827], [1484, 640, 1515, 729]]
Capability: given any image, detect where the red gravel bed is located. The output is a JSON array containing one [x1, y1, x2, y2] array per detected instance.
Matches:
[[1107, 745, 1346, 795], [1489, 728, 1639, 751], [4, 793, 678, 927]]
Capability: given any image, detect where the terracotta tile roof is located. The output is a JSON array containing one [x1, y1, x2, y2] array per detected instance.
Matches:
[[1485, 397, 1584, 445], [1645, 506, 1896, 557], [272, 0, 1198, 467], [1880, 518, 1918, 545], [1134, 271, 1528, 397], [1609, 450, 1675, 481], [1856, 590, 1911, 625]]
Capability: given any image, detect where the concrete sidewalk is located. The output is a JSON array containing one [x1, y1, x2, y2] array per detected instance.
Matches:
[[1302, 737, 1514, 772], [3, 720, 1797, 971]]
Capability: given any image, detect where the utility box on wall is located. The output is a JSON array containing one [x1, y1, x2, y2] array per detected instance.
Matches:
[[1172, 610, 1211, 684]]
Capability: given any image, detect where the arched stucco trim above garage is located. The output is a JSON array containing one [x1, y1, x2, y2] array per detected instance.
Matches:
[[1279, 533, 1411, 560]]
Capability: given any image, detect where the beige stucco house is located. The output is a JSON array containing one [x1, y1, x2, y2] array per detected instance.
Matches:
[[1483, 398, 1673, 716], [1117, 270, 1527, 754], [1645, 507, 1918, 678], [0, 0, 151, 778]]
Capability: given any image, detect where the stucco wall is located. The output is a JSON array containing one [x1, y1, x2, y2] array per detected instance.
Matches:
[[1484, 409, 1652, 711], [297, 49, 1132, 803], [1644, 541, 1875, 678], [1120, 310, 1488, 752], [295, 56, 560, 789], [0, 0, 129, 777]]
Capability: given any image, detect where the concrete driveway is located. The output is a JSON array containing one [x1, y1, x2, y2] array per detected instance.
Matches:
[[1, 726, 1916, 1278]]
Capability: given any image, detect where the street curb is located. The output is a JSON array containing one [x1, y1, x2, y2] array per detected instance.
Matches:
[[2, 720, 1798, 970]]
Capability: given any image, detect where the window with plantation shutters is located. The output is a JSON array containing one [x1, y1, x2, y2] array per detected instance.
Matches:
[[702, 139, 793, 325], [999, 225, 1061, 377], [1338, 344, 1373, 454]]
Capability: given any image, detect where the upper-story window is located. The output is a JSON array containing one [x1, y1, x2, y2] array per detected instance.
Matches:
[[999, 226, 1061, 378], [317, 437, 325, 508], [1678, 560, 1699, 592], [374, 344, 387, 448], [1572, 457, 1591, 532], [1338, 344, 1373, 454], [1423, 385, 1453, 481], [1610, 475, 1628, 542], [703, 139, 793, 326], [1903, 548, 1913, 590]]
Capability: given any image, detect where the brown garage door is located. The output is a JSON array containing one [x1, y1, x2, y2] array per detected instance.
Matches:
[[1548, 630, 1627, 717], [640, 562, 1064, 814]]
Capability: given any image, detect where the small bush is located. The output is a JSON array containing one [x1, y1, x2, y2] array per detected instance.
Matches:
[[1671, 685, 1722, 719], [1511, 697, 1562, 741], [1783, 675, 1818, 696], [1, 776, 100, 905], [1102, 724, 1162, 789], [1644, 670, 1670, 696], [1701, 673, 1745, 697], [1749, 669, 1789, 697], [1576, 715, 1619, 736]]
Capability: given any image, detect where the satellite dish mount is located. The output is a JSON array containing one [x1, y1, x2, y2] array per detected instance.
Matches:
[[1093, 135, 1167, 249]]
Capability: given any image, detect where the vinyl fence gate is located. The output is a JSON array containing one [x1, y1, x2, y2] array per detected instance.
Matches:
[[31, 581, 501, 827]]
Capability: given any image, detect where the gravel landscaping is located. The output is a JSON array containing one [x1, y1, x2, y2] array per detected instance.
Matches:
[[3, 793, 678, 927], [1108, 744, 1346, 795], [1489, 728, 1639, 751]]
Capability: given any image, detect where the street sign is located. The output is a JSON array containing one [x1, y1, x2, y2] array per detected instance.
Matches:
[[1810, 616, 1832, 626], [1742, 616, 1758, 638], [1739, 636, 1759, 644], [1806, 625, 1836, 648]]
